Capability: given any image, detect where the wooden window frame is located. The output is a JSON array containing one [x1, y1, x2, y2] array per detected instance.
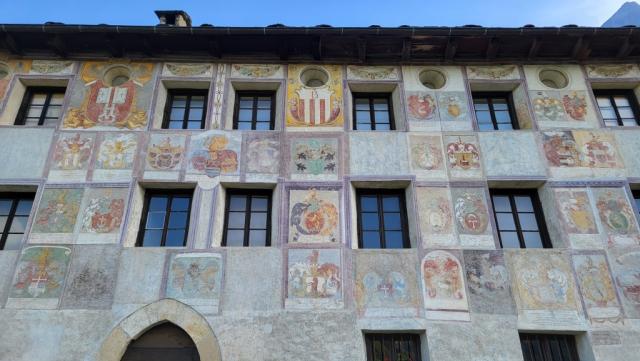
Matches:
[[232, 90, 276, 130], [472, 91, 519, 130], [0, 192, 34, 250], [136, 189, 193, 247], [519, 333, 581, 361], [593, 89, 640, 127], [490, 188, 551, 249], [161, 89, 208, 129], [352, 92, 396, 131], [364, 333, 422, 361], [356, 189, 410, 249], [14, 86, 66, 126], [221, 188, 273, 247]]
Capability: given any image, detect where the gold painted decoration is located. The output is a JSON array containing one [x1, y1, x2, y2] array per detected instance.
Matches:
[[232, 64, 281, 78], [286, 65, 343, 127]]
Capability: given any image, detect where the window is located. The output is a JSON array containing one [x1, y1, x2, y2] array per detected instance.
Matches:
[[357, 189, 409, 249], [472, 92, 518, 131], [490, 189, 550, 249], [233, 91, 275, 130], [162, 89, 208, 129], [632, 190, 640, 217], [222, 189, 272, 247], [353, 93, 395, 130], [137, 190, 192, 247], [15, 87, 66, 126], [520, 334, 581, 361], [365, 333, 422, 361], [593, 89, 640, 127], [0, 193, 34, 250]]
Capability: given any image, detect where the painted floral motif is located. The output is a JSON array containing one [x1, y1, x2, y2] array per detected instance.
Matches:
[[467, 65, 517, 80], [10, 246, 71, 299], [614, 252, 640, 309], [146, 137, 185, 171], [573, 254, 621, 323], [166, 253, 222, 300], [52, 133, 93, 170], [595, 189, 636, 235], [80, 189, 126, 234], [96, 133, 136, 169], [165, 63, 212, 77], [555, 190, 598, 234], [409, 135, 443, 171], [532, 91, 565, 122], [291, 139, 337, 175], [562, 91, 588, 121], [542, 131, 580, 167], [417, 187, 452, 235], [406, 92, 437, 121], [586, 64, 634, 78], [446, 136, 480, 170], [30, 60, 73, 74], [288, 249, 341, 299], [289, 189, 339, 243], [422, 251, 468, 311], [32, 189, 83, 234], [361, 271, 408, 306], [245, 137, 280, 174], [454, 190, 489, 235], [232, 64, 281, 78], [286, 65, 343, 127], [190, 135, 238, 175], [347, 66, 398, 80], [512, 253, 576, 310], [437, 92, 468, 121]]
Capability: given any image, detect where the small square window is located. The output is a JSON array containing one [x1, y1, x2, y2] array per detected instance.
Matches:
[[353, 93, 395, 131], [222, 189, 272, 247], [490, 189, 551, 249], [15, 87, 66, 126], [364, 333, 422, 361], [137, 190, 193, 247], [0, 193, 35, 250], [162, 90, 208, 129], [233, 91, 275, 130], [593, 89, 640, 127], [357, 189, 409, 249], [472, 92, 518, 131], [520, 333, 581, 361]]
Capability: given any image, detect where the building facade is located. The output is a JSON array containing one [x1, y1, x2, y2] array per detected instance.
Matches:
[[0, 11, 639, 361]]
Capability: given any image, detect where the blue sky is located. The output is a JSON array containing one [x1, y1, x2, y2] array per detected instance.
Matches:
[[0, 0, 629, 27]]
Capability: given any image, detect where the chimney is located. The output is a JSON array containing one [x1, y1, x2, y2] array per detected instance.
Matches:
[[155, 10, 192, 27]]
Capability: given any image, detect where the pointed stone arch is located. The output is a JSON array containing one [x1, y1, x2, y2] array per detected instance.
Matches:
[[97, 298, 221, 361]]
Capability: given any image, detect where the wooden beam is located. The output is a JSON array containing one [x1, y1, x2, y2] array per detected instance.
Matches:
[[617, 37, 635, 57], [402, 38, 411, 61], [312, 36, 322, 60], [47, 34, 67, 57], [357, 38, 367, 62], [105, 34, 123, 58], [571, 36, 591, 60], [1, 33, 21, 55], [444, 38, 458, 61], [527, 37, 541, 59], [208, 38, 221, 58], [485, 37, 499, 59]]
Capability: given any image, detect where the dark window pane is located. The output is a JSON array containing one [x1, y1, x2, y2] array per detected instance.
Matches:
[[188, 108, 203, 121], [492, 196, 511, 212], [356, 123, 372, 130], [355, 98, 369, 110], [356, 111, 371, 122], [515, 196, 534, 212], [248, 230, 267, 246], [376, 123, 391, 131], [190, 96, 205, 108], [373, 98, 389, 110], [496, 213, 516, 230], [494, 111, 511, 123], [384, 231, 404, 249], [149, 197, 168, 212], [362, 231, 381, 249], [142, 229, 163, 247], [257, 98, 271, 108], [361, 213, 379, 230], [237, 122, 253, 130], [360, 196, 378, 212], [17, 200, 34, 215], [523, 232, 543, 249], [187, 121, 203, 129], [172, 96, 187, 107], [146, 212, 166, 229], [238, 109, 253, 122], [225, 230, 244, 247], [255, 122, 271, 130], [518, 213, 539, 231], [478, 122, 496, 131], [165, 229, 186, 247], [383, 213, 402, 230], [168, 121, 183, 129], [9, 216, 28, 233], [168, 212, 188, 229], [0, 200, 12, 215], [227, 212, 245, 229], [4, 234, 23, 250], [251, 197, 269, 211], [256, 110, 270, 122], [229, 196, 246, 211], [476, 111, 492, 123], [239, 98, 253, 108], [0, 216, 7, 230], [170, 107, 185, 120], [500, 231, 520, 248], [171, 197, 190, 211], [250, 212, 267, 229], [374, 111, 389, 123], [382, 196, 400, 212]]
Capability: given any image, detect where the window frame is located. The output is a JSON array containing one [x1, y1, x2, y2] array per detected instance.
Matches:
[[489, 188, 551, 249], [161, 89, 209, 130], [136, 189, 193, 247], [519, 333, 581, 361], [0, 192, 35, 250], [356, 188, 410, 249], [352, 92, 396, 131], [221, 188, 273, 247], [472, 91, 519, 131], [364, 333, 423, 361], [593, 89, 640, 127], [14, 86, 67, 126], [232, 90, 276, 130]]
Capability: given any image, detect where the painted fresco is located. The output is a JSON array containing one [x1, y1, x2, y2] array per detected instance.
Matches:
[[211, 63, 227, 128], [231, 64, 282, 78], [32, 189, 83, 234], [288, 189, 340, 243], [290, 138, 338, 178], [437, 91, 469, 122], [593, 187, 640, 246], [574, 131, 621, 169], [444, 135, 481, 172], [406, 91, 438, 122], [512, 85, 533, 129], [96, 133, 137, 170], [166, 253, 223, 303], [79, 188, 127, 235], [572, 254, 622, 324], [9, 246, 71, 300], [421, 251, 469, 319], [452, 188, 490, 236], [408, 134, 444, 173], [561, 91, 588, 121], [163, 63, 213, 77], [51, 133, 94, 171], [416, 187, 455, 247], [347, 66, 399, 80], [0, 60, 30, 102], [188, 131, 240, 176], [244, 134, 280, 174], [287, 249, 341, 302], [354, 252, 420, 317], [286, 65, 343, 127], [29, 60, 74, 75], [64, 62, 154, 129], [466, 65, 519, 80], [542, 131, 580, 167], [612, 251, 640, 318], [145, 134, 186, 171], [586, 64, 637, 78], [531, 91, 566, 122], [464, 250, 514, 314], [555, 189, 598, 235]]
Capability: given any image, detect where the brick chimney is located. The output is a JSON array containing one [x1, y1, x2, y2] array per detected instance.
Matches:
[[155, 10, 192, 27]]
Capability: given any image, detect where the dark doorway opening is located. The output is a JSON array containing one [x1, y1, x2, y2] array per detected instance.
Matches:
[[121, 322, 200, 361]]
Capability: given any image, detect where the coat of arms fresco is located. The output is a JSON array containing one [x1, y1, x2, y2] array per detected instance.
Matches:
[[288, 189, 339, 243], [406, 92, 438, 122], [453, 189, 490, 235], [464, 251, 514, 314], [32, 189, 83, 234], [437, 92, 468, 122], [422, 251, 469, 313], [531, 91, 566, 122], [52, 133, 94, 171], [594, 188, 638, 236], [416, 187, 453, 236], [287, 249, 341, 300], [80, 188, 127, 234], [10, 246, 71, 300], [286, 65, 343, 127], [166, 253, 223, 302], [561, 91, 588, 121], [555, 189, 598, 235], [96, 133, 137, 170], [409, 135, 444, 172], [145, 135, 186, 171], [188, 132, 240, 176], [613, 252, 640, 317], [573, 254, 622, 324], [445, 136, 480, 171], [245, 135, 280, 174], [290, 138, 338, 176]]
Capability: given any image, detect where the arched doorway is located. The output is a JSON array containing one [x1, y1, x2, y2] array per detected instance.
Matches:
[[121, 322, 200, 361]]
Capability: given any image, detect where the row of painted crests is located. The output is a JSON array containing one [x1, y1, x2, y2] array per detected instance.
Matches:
[[8, 245, 640, 326], [3, 61, 640, 130]]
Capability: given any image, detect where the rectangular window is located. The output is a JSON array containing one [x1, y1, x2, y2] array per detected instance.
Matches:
[[233, 91, 275, 130], [357, 189, 409, 249], [353, 93, 395, 131], [520, 333, 581, 361], [632, 190, 640, 217], [472, 92, 518, 131], [162, 89, 208, 129], [137, 190, 193, 247], [15, 87, 66, 126], [365, 333, 422, 361], [593, 89, 640, 127], [0, 193, 34, 250], [222, 189, 272, 247], [490, 189, 551, 249]]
